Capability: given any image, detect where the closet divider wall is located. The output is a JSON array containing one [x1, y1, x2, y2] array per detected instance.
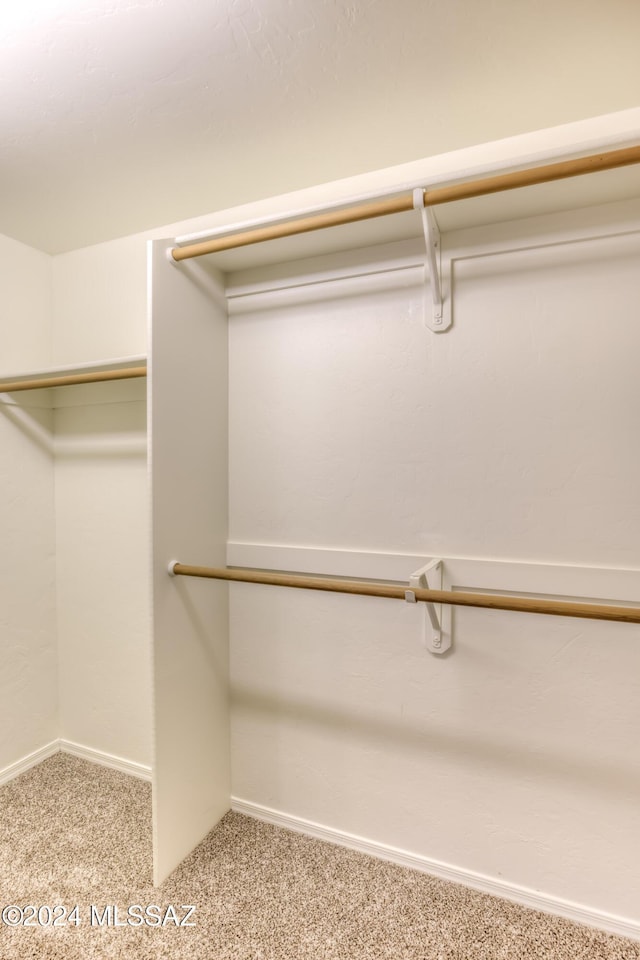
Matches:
[[149, 244, 230, 884]]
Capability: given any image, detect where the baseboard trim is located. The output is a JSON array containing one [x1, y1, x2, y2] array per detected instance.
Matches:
[[0, 741, 60, 787], [59, 740, 152, 781], [231, 797, 640, 943], [0, 740, 152, 786]]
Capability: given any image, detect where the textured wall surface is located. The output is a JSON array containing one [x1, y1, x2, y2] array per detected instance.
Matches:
[[51, 235, 148, 365], [0, 235, 57, 772], [54, 389, 151, 766], [228, 228, 640, 566], [50, 234, 152, 766], [0, 233, 52, 372]]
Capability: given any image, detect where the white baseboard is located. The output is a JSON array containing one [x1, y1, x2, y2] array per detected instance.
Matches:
[[231, 797, 640, 943], [0, 741, 60, 787], [0, 740, 152, 786], [59, 740, 152, 781]]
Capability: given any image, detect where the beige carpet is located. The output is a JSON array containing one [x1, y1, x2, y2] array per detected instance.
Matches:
[[0, 754, 637, 959]]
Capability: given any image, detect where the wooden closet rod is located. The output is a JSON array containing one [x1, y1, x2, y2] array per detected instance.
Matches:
[[169, 563, 640, 625], [171, 144, 640, 262], [0, 366, 147, 393]]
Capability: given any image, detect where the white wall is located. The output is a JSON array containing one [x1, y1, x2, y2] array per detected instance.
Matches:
[[228, 203, 640, 925], [0, 234, 57, 773], [52, 235, 147, 365], [0, 233, 52, 372], [54, 384, 151, 766], [50, 236, 152, 767], [0, 231, 152, 774]]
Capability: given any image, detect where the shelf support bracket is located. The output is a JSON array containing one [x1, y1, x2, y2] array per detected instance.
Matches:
[[413, 189, 451, 332], [405, 558, 450, 654]]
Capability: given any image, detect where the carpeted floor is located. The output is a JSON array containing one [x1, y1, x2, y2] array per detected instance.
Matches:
[[0, 754, 637, 959]]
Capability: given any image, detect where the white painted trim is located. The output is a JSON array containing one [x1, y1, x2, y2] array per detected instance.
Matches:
[[0, 741, 60, 787], [59, 740, 152, 782], [227, 541, 428, 582], [225, 239, 423, 303], [227, 542, 640, 654], [227, 542, 640, 602], [231, 797, 640, 943], [224, 210, 640, 310], [0, 740, 152, 785], [227, 265, 424, 316]]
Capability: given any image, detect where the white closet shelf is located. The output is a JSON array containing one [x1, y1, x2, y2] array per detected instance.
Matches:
[[0, 355, 147, 393], [174, 150, 640, 273]]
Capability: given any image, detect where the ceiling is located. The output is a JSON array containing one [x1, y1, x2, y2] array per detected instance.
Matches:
[[2, 0, 640, 255]]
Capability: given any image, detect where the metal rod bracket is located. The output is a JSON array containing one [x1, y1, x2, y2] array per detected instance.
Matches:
[[408, 558, 450, 654]]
